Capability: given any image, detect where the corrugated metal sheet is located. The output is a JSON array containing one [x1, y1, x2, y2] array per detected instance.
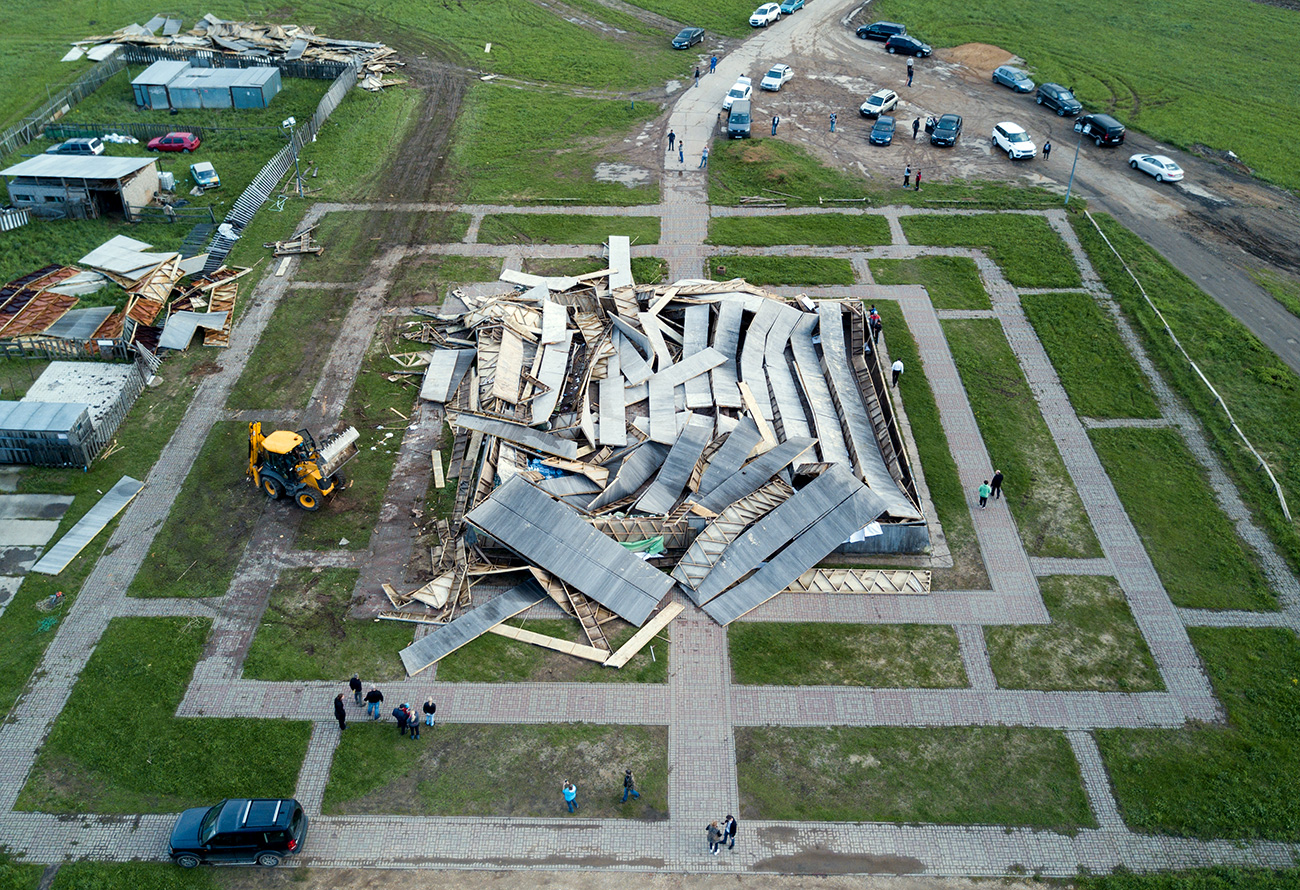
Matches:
[[398, 579, 548, 676], [696, 417, 761, 499], [447, 412, 579, 460], [0, 155, 156, 180], [694, 436, 815, 513], [43, 307, 115, 341], [31, 475, 144, 575], [634, 413, 713, 515]]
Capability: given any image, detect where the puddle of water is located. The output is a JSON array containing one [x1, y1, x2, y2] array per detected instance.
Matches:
[[594, 163, 652, 187]]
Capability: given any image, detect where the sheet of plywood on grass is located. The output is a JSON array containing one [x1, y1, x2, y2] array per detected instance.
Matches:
[[604, 602, 683, 669], [487, 622, 609, 662], [784, 567, 930, 595], [203, 280, 237, 346], [0, 291, 78, 338]]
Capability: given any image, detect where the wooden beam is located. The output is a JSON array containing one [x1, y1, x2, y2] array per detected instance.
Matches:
[[432, 449, 445, 488], [488, 623, 610, 663], [605, 602, 683, 669], [737, 381, 777, 454]]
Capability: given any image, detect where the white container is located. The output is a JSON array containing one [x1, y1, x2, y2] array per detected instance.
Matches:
[[158, 171, 175, 191]]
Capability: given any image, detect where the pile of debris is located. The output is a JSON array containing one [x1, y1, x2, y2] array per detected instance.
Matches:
[[0, 235, 250, 352], [382, 236, 931, 677], [66, 14, 405, 89]]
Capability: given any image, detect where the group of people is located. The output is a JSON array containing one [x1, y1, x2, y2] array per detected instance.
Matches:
[[559, 769, 641, 813], [332, 675, 436, 736], [706, 815, 739, 854], [978, 470, 1004, 507]]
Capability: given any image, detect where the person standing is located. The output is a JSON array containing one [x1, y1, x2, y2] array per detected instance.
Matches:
[[829, 112, 837, 132], [668, 129, 676, 152], [699, 146, 709, 169], [333, 693, 347, 731], [392, 704, 409, 736], [707, 821, 723, 855], [990, 469, 1004, 500], [912, 117, 920, 140], [695, 66, 700, 87], [1043, 140, 1052, 160], [772, 114, 780, 136], [364, 686, 384, 720], [891, 358, 904, 387], [904, 165, 911, 188], [563, 781, 578, 813], [978, 480, 991, 509], [907, 57, 914, 87], [915, 168, 922, 191], [405, 705, 420, 740], [349, 675, 362, 706], [723, 814, 738, 849], [872, 313, 883, 344], [679, 142, 684, 164], [709, 54, 718, 74], [622, 769, 640, 803], [423, 697, 437, 727]]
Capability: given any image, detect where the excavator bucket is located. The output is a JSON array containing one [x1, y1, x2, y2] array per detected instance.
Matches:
[[317, 426, 360, 478]]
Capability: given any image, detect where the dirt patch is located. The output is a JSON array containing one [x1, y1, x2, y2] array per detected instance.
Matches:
[[940, 43, 1015, 76], [752, 851, 926, 875], [187, 360, 223, 378]]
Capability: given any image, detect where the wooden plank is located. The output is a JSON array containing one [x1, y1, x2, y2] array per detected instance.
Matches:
[[737, 381, 777, 454], [604, 602, 683, 669], [488, 623, 610, 663], [492, 326, 525, 403], [378, 611, 446, 625], [432, 449, 445, 488], [382, 582, 411, 607], [541, 456, 609, 485]]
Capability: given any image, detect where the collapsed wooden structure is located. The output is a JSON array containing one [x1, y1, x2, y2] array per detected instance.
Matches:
[[385, 236, 931, 675]]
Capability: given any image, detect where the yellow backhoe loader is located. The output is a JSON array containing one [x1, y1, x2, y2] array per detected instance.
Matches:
[[247, 422, 360, 511]]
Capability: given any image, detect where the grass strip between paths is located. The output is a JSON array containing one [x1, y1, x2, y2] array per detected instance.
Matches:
[[729, 623, 966, 687], [243, 568, 410, 682], [389, 255, 503, 304], [708, 255, 854, 285], [1090, 427, 1275, 611], [17, 617, 309, 814], [1097, 627, 1300, 841], [324, 723, 668, 819], [876, 303, 988, 589], [522, 256, 668, 284], [1072, 869, 1300, 890], [902, 213, 1081, 289], [1021, 292, 1160, 419], [306, 211, 472, 282], [736, 725, 1093, 830], [128, 421, 259, 599], [944, 317, 1101, 558], [985, 575, 1163, 691], [707, 214, 890, 247], [436, 618, 666, 683], [50, 863, 219, 890], [870, 256, 991, 310], [477, 214, 660, 245]]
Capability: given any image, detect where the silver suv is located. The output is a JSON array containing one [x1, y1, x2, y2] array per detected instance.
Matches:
[[991, 122, 1037, 159]]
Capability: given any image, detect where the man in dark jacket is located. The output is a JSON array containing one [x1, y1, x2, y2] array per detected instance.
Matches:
[[364, 687, 384, 720], [622, 769, 640, 802], [333, 694, 347, 731], [349, 675, 363, 706], [423, 698, 437, 727], [723, 814, 738, 849], [392, 705, 409, 736]]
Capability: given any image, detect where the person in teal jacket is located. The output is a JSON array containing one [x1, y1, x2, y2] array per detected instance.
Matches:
[[978, 480, 991, 509]]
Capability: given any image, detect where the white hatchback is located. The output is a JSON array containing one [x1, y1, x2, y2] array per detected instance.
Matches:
[[1128, 154, 1184, 182], [750, 3, 781, 26], [760, 64, 794, 91], [992, 121, 1037, 159], [722, 76, 753, 111]]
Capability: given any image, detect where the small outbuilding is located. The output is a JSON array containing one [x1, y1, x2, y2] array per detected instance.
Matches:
[[0, 155, 159, 220], [131, 60, 190, 109], [163, 66, 282, 110]]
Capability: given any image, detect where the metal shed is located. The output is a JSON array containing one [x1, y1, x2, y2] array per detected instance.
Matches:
[[131, 60, 190, 109], [0, 401, 97, 468], [166, 67, 281, 110], [0, 155, 159, 220]]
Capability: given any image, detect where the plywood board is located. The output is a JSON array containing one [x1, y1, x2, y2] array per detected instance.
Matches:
[[604, 602, 683, 669], [488, 623, 610, 662]]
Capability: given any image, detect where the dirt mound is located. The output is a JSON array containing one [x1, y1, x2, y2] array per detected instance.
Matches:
[[943, 43, 1015, 75]]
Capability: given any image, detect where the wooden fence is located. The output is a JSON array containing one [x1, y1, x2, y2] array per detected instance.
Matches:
[[0, 57, 128, 159], [119, 45, 350, 81], [45, 121, 282, 144]]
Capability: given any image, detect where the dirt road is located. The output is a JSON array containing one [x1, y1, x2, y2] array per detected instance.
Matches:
[[690, 0, 1300, 371]]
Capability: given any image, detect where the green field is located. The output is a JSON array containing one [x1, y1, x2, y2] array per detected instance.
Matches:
[[708, 214, 891, 247], [871, 256, 990, 310], [708, 255, 854, 285], [477, 214, 660, 245], [902, 213, 1081, 289]]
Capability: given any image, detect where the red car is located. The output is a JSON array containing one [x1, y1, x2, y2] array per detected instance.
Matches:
[[148, 131, 201, 153]]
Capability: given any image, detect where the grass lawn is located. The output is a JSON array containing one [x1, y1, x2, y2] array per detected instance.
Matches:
[[521, 255, 668, 284], [1090, 428, 1275, 611], [297, 84, 424, 203], [477, 214, 659, 246], [323, 722, 668, 819], [1021, 292, 1160, 419], [448, 85, 660, 205], [708, 255, 854, 285], [945, 317, 1101, 558], [127, 421, 259, 599], [877, 303, 988, 589], [620, 0, 761, 37], [0, 218, 184, 291], [294, 317, 423, 551], [0, 350, 212, 717], [902, 214, 1081, 289], [1073, 869, 1300, 890], [436, 618, 667, 683], [709, 139, 869, 206], [0, 852, 41, 890], [707, 214, 890, 247], [729, 623, 966, 687], [227, 287, 355, 410], [736, 725, 1092, 830], [17, 617, 309, 814], [1075, 213, 1300, 573], [1252, 270, 1300, 320], [305, 211, 472, 282], [875, 0, 1300, 192], [50, 863, 219, 890], [242, 567, 410, 682], [390, 255, 502, 303], [985, 575, 1163, 692], [1097, 627, 1300, 840], [870, 256, 990, 310]]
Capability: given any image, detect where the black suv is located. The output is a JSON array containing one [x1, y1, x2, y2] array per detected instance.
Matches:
[[930, 113, 963, 146], [170, 798, 308, 868], [1036, 83, 1082, 116], [1076, 113, 1126, 146], [857, 21, 905, 41]]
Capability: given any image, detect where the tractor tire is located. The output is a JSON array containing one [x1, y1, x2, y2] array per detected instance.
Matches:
[[295, 490, 321, 511], [262, 477, 283, 500]]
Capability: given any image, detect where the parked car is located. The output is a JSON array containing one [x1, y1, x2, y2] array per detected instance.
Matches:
[[728, 99, 752, 139], [672, 27, 705, 49], [856, 21, 906, 41], [1035, 83, 1082, 116], [190, 162, 220, 189], [170, 798, 308, 868], [45, 137, 105, 156], [930, 113, 962, 146], [760, 64, 794, 91], [148, 131, 201, 153], [991, 65, 1034, 93], [750, 3, 781, 26], [722, 76, 752, 111], [779, 0, 804, 13], [885, 35, 931, 56], [869, 115, 895, 146], [859, 88, 899, 118], [1076, 112, 1126, 146], [1128, 153, 1183, 182], [992, 121, 1037, 159]]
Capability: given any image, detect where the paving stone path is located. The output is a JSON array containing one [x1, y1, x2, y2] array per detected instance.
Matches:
[[2, 101, 1299, 880]]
